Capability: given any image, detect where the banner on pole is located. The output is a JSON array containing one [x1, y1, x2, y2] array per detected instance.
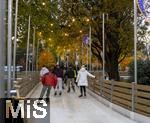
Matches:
[[137, 0, 150, 18], [83, 35, 89, 45]]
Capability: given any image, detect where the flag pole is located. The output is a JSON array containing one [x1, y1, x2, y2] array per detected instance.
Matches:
[[7, 0, 13, 97], [131, 0, 137, 116], [89, 25, 92, 71], [102, 13, 105, 81], [0, 0, 6, 98], [13, 0, 19, 79], [26, 15, 31, 75]]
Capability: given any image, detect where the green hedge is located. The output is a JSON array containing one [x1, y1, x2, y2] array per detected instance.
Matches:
[[128, 60, 150, 85]]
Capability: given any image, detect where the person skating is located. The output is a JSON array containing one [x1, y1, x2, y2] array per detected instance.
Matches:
[[76, 65, 95, 97], [66, 65, 76, 93], [53, 64, 63, 96], [39, 66, 57, 102]]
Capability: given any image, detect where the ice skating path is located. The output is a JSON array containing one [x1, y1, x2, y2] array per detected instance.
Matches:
[[27, 83, 137, 123]]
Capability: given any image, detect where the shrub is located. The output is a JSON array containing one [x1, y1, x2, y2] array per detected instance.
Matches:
[[128, 60, 150, 85]]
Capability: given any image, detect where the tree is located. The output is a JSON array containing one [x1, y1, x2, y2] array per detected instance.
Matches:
[[137, 15, 150, 59], [120, 56, 133, 71], [58, 0, 134, 80], [14, 0, 61, 68], [15, 0, 150, 81], [38, 50, 56, 69]]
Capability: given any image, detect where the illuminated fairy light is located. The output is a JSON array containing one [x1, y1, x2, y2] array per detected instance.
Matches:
[[12, 36, 15, 40], [42, 2, 45, 6], [38, 32, 42, 37], [64, 33, 69, 36], [79, 30, 83, 33], [51, 23, 53, 26], [72, 18, 75, 22], [86, 18, 90, 22]]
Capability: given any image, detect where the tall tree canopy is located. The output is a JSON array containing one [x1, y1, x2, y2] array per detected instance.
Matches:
[[57, 0, 134, 80], [15, 0, 149, 80]]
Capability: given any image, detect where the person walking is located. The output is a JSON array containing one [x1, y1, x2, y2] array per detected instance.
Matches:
[[67, 65, 76, 93], [39, 66, 57, 102], [53, 64, 63, 96], [76, 65, 95, 97]]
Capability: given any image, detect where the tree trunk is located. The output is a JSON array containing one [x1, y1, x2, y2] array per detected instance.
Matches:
[[105, 58, 120, 81]]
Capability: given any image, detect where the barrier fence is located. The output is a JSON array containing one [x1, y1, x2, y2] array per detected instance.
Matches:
[[14, 71, 40, 97], [88, 73, 150, 117]]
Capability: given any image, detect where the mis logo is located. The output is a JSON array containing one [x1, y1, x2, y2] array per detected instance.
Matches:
[[6, 99, 49, 119]]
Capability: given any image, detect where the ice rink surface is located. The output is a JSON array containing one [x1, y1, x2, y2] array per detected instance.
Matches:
[[28, 84, 137, 123]]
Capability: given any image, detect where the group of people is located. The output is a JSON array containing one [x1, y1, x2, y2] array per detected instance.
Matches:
[[39, 64, 96, 102]]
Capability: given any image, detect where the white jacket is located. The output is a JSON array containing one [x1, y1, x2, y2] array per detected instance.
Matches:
[[76, 68, 95, 86], [40, 67, 49, 77]]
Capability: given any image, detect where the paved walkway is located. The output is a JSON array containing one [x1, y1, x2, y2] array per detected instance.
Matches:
[[28, 84, 137, 123]]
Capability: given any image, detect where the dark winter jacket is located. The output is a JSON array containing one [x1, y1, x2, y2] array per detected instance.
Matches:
[[54, 68, 63, 78], [67, 67, 75, 78]]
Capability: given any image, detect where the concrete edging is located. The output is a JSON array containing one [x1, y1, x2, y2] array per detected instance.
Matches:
[[87, 89, 150, 123]]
